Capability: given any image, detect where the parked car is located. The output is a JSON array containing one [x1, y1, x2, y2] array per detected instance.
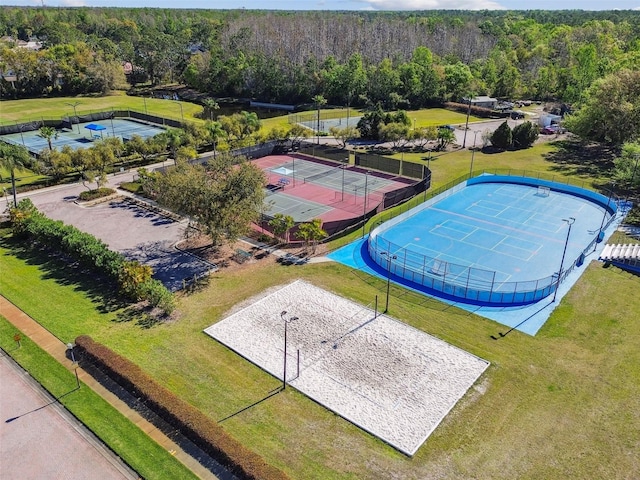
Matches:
[[439, 124, 455, 131], [540, 124, 566, 134]]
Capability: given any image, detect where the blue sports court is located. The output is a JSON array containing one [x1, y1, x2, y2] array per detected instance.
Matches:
[[330, 175, 623, 334], [0, 118, 165, 155]]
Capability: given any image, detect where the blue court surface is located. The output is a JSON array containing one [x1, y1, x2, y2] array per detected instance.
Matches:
[[329, 176, 627, 335], [1, 118, 165, 155]]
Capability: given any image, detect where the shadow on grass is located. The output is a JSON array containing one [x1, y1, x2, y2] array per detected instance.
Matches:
[[218, 387, 282, 423], [0, 235, 131, 316], [113, 306, 166, 329], [543, 139, 617, 188], [77, 359, 235, 480]]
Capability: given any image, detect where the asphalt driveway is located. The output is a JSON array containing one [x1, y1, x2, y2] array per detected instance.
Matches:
[[4, 172, 214, 292]]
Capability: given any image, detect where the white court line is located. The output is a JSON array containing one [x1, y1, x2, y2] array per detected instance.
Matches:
[[493, 184, 531, 200], [490, 236, 542, 262], [466, 203, 507, 218]]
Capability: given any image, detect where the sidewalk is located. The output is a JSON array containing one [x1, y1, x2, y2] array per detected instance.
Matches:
[[0, 296, 226, 480]]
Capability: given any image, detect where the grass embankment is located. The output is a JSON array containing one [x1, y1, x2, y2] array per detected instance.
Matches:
[[2, 216, 640, 480], [0, 90, 203, 125], [0, 316, 199, 480]]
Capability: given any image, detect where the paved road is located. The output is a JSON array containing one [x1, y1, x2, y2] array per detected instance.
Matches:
[[0, 351, 138, 480]]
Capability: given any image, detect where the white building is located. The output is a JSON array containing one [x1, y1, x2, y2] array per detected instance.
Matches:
[[462, 96, 498, 109]]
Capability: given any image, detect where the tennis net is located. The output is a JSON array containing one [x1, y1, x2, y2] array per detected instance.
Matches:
[[303, 165, 345, 184]]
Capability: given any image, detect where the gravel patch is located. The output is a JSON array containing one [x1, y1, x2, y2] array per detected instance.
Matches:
[[204, 280, 489, 456]]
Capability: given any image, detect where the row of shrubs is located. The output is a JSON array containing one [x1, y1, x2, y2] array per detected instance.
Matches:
[[74, 335, 290, 480], [443, 101, 495, 118], [77, 187, 116, 202], [9, 198, 175, 314]]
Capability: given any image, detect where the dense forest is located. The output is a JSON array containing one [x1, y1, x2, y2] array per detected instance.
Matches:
[[1, 7, 640, 109]]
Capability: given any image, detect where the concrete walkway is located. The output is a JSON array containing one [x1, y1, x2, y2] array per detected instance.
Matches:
[[1, 351, 138, 480], [0, 296, 226, 480]]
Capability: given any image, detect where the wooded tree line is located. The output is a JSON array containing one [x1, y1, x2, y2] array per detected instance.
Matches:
[[1, 7, 640, 107]]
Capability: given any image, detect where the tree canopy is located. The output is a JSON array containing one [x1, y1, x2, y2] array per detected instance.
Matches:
[[2, 7, 640, 107], [149, 154, 266, 246], [564, 69, 640, 146]]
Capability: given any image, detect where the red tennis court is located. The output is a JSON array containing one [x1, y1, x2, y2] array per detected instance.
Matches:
[[253, 153, 422, 235]]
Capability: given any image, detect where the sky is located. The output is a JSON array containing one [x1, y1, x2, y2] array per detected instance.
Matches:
[[4, 0, 640, 11]]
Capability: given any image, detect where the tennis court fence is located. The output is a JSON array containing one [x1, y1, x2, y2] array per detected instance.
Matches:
[[1, 109, 181, 136], [368, 234, 557, 305], [366, 173, 621, 305]]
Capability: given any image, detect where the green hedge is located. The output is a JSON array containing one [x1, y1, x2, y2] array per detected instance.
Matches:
[[78, 187, 116, 201], [0, 319, 198, 480], [9, 199, 174, 314], [75, 335, 291, 480]]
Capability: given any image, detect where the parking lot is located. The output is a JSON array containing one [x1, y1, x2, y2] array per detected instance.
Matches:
[[3, 172, 214, 292]]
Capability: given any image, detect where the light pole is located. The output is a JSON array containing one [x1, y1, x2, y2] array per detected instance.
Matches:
[[631, 154, 640, 190], [175, 101, 184, 124], [341, 162, 348, 201], [143, 95, 148, 115], [361, 171, 370, 238], [553, 217, 575, 302], [65, 101, 81, 134], [380, 251, 397, 313], [66, 342, 76, 363], [292, 155, 296, 187], [281, 311, 299, 391], [469, 130, 479, 177], [462, 96, 472, 148]]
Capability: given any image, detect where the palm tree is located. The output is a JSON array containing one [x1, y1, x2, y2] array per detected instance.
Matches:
[[39, 126, 57, 151], [0, 143, 31, 206], [239, 111, 261, 139], [312, 94, 327, 144], [204, 120, 225, 159], [203, 98, 220, 121], [162, 128, 185, 165]]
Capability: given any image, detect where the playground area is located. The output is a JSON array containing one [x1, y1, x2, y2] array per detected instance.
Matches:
[[0, 118, 165, 155], [205, 280, 489, 456]]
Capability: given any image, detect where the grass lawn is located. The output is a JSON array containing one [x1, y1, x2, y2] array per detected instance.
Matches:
[[1, 109, 638, 478], [0, 316, 199, 480], [1, 92, 478, 135], [0, 168, 48, 190], [1, 213, 639, 480], [259, 107, 482, 133], [0, 90, 204, 125]]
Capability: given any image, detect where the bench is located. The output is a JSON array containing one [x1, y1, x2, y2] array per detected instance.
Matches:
[[234, 248, 252, 264]]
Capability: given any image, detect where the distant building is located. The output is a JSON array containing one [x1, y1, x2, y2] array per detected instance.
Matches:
[[1, 36, 42, 51], [249, 101, 295, 112], [462, 96, 498, 109]]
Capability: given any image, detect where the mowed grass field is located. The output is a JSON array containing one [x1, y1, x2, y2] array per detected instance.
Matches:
[[1, 135, 639, 479], [1, 92, 480, 192], [2, 94, 638, 478], [2, 229, 639, 479], [0, 92, 478, 130], [0, 90, 203, 125]]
